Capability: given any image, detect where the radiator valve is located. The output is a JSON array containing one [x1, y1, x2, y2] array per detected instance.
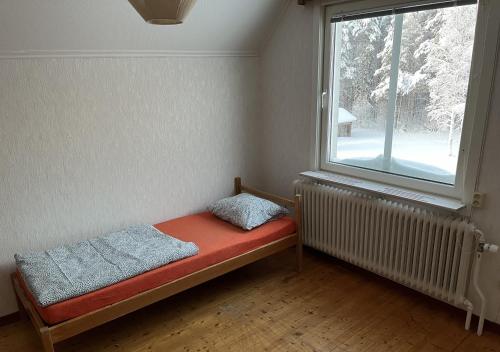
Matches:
[[478, 242, 499, 253]]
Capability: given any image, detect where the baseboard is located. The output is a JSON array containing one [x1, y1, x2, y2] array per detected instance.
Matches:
[[0, 312, 20, 327]]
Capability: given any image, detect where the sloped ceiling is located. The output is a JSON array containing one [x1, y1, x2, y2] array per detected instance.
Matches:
[[0, 0, 288, 56]]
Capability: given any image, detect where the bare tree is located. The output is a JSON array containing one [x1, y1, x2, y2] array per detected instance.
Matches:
[[421, 6, 476, 155]]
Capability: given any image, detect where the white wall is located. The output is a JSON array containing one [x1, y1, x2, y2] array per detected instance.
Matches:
[[259, 3, 314, 197], [259, 2, 500, 324], [469, 60, 500, 323], [0, 0, 287, 55], [0, 56, 260, 317]]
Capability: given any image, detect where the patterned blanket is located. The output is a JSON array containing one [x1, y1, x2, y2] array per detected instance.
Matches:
[[15, 225, 199, 307]]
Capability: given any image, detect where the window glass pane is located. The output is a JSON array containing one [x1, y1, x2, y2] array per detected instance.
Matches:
[[328, 4, 478, 185], [391, 5, 477, 184], [330, 16, 394, 166]]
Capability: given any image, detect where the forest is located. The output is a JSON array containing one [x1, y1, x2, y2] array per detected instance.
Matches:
[[336, 4, 477, 157]]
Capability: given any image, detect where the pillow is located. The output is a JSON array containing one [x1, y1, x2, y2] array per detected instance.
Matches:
[[208, 193, 289, 230]]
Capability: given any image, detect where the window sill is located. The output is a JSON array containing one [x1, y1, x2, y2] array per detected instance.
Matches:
[[299, 170, 466, 212]]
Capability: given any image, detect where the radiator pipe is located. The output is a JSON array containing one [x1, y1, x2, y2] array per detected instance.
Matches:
[[472, 248, 486, 336], [464, 298, 473, 331], [472, 228, 498, 336]]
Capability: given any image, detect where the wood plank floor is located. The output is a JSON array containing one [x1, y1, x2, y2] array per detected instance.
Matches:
[[1, 248, 499, 352]]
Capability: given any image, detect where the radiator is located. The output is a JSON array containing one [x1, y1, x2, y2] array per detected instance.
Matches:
[[294, 179, 493, 335]]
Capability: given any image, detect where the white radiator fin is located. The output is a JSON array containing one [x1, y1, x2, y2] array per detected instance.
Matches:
[[296, 180, 475, 307]]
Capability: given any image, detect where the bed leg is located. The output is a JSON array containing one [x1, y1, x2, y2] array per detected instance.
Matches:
[[40, 327, 55, 352], [11, 274, 28, 321], [11, 273, 55, 351], [234, 177, 242, 195], [15, 295, 28, 321]]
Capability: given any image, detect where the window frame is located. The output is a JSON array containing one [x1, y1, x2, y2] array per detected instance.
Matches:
[[316, 0, 500, 202]]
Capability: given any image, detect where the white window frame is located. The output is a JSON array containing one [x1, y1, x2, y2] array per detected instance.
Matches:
[[314, 0, 500, 202]]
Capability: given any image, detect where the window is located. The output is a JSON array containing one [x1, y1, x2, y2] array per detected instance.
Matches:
[[320, 0, 482, 198]]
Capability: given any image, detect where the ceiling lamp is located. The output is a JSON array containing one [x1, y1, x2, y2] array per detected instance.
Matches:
[[129, 0, 197, 25]]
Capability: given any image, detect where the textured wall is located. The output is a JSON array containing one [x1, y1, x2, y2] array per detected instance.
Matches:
[[259, 3, 500, 323], [469, 59, 500, 322], [0, 57, 260, 316], [259, 3, 314, 197], [0, 0, 288, 55]]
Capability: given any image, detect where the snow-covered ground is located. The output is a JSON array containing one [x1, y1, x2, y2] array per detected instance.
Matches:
[[331, 128, 460, 184]]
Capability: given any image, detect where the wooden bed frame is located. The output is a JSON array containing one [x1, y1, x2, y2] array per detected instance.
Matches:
[[11, 177, 302, 352]]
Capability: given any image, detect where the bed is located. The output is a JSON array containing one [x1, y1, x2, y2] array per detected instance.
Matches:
[[11, 177, 302, 352]]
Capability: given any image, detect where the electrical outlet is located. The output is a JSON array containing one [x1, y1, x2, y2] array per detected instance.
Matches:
[[472, 192, 485, 208]]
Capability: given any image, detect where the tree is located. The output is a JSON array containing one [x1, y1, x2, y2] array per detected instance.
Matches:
[[372, 11, 439, 131], [421, 5, 476, 155], [338, 4, 476, 145], [339, 17, 391, 127]]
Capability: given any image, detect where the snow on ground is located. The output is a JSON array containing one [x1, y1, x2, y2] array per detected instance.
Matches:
[[332, 128, 460, 184]]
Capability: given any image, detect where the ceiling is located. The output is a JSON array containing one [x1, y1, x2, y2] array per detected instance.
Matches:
[[0, 0, 288, 56]]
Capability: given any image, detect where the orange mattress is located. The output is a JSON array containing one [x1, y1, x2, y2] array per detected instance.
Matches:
[[17, 212, 296, 325]]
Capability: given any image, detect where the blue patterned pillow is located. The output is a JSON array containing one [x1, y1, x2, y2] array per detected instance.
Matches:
[[208, 193, 289, 230]]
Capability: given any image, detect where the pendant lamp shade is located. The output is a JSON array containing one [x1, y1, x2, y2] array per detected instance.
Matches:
[[129, 0, 197, 25]]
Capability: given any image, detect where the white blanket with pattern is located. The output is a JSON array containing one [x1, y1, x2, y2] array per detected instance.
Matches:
[[15, 224, 199, 307]]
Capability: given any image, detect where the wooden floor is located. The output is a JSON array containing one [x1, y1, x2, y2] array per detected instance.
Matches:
[[1, 249, 500, 352]]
